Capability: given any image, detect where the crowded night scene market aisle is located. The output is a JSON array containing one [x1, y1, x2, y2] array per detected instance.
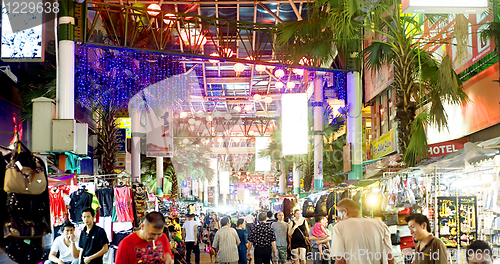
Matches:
[[0, 0, 499, 263]]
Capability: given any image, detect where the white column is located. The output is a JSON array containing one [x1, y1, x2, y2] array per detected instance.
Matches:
[[204, 179, 209, 206], [131, 110, 141, 182], [293, 162, 300, 194], [156, 157, 163, 195], [347, 72, 363, 180], [313, 77, 324, 190], [214, 172, 219, 207], [57, 40, 75, 119], [279, 165, 286, 195]]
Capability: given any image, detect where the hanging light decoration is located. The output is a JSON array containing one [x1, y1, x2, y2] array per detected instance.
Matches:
[[163, 13, 176, 25], [179, 28, 207, 47], [253, 94, 262, 101], [224, 113, 232, 120], [196, 110, 204, 117], [293, 68, 304, 76], [217, 138, 223, 143], [222, 48, 234, 57], [264, 96, 273, 104], [147, 4, 161, 16], [275, 81, 284, 90], [255, 64, 266, 73], [244, 104, 252, 111], [234, 105, 242, 112], [188, 118, 196, 124], [195, 120, 201, 126], [209, 53, 219, 64], [182, 138, 189, 144], [274, 69, 285, 78], [287, 82, 296, 89], [233, 137, 240, 143], [234, 63, 245, 74], [180, 112, 188, 118]]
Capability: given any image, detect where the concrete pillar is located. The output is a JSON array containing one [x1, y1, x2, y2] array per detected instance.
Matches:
[[313, 77, 324, 190], [279, 161, 286, 195], [57, 0, 75, 119], [293, 162, 300, 194], [347, 72, 363, 180], [131, 110, 141, 182], [156, 157, 163, 195], [204, 179, 209, 206]]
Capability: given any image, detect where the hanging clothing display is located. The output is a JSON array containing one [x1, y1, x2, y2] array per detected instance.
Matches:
[[96, 188, 114, 217], [112, 186, 134, 223], [49, 187, 68, 226], [69, 188, 93, 222]]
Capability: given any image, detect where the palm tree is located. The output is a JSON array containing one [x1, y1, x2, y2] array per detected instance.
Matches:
[[94, 102, 119, 174], [364, 7, 469, 166]]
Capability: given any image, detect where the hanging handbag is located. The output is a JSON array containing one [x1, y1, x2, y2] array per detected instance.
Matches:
[[5, 238, 46, 264], [6, 192, 48, 219], [4, 217, 49, 238], [391, 230, 401, 245], [297, 226, 312, 252], [384, 213, 398, 226], [315, 194, 328, 216], [303, 199, 315, 218], [4, 152, 47, 195], [411, 178, 423, 200]]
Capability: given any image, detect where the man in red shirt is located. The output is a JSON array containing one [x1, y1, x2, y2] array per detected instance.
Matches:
[[116, 212, 174, 264]]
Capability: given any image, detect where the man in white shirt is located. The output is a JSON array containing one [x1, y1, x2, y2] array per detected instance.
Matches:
[[245, 213, 255, 235], [182, 214, 200, 264], [45, 221, 79, 264], [331, 199, 394, 264]]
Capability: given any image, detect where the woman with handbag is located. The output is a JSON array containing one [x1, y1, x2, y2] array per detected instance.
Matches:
[[288, 210, 309, 264]]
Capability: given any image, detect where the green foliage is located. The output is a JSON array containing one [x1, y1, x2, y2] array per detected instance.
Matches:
[[94, 102, 119, 174], [403, 112, 429, 167]]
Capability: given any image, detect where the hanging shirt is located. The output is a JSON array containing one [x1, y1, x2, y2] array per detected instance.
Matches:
[[115, 233, 173, 264], [49, 187, 68, 226], [112, 187, 134, 223], [96, 188, 114, 217], [70, 189, 93, 222]]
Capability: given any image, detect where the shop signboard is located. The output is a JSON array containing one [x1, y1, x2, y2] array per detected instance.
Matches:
[[401, 0, 488, 14], [146, 109, 173, 157], [115, 154, 126, 170], [118, 118, 131, 138], [437, 196, 477, 248], [418, 13, 493, 75], [370, 129, 396, 160], [116, 129, 126, 153], [207, 187, 214, 203], [428, 137, 469, 157]]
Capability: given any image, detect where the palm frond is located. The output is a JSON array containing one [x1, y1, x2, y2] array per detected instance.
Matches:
[[403, 112, 429, 166], [363, 41, 394, 73]]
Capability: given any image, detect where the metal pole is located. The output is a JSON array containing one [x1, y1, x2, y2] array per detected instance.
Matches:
[[130, 110, 141, 182], [313, 77, 324, 190], [347, 72, 363, 180], [57, 0, 75, 119], [156, 157, 163, 195]]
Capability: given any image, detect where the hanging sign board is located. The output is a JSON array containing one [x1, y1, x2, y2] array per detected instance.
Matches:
[[146, 108, 173, 157], [401, 0, 487, 14], [370, 129, 396, 160], [428, 137, 469, 157]]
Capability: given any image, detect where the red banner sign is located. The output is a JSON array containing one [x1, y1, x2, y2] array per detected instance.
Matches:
[[428, 137, 469, 157]]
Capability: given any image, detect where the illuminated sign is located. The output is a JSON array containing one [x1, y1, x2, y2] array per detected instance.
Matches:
[[428, 137, 468, 157], [281, 93, 308, 156], [402, 0, 488, 14]]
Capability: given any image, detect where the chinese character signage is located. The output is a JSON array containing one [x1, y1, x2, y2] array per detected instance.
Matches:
[[370, 129, 396, 160]]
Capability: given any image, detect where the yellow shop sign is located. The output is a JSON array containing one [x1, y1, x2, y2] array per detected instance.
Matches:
[[371, 129, 396, 159]]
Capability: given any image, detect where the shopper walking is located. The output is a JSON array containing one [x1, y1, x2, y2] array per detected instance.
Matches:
[[236, 219, 249, 264], [309, 217, 332, 264], [115, 212, 174, 264], [288, 209, 309, 264], [245, 213, 255, 235], [406, 214, 447, 264], [331, 199, 394, 264], [271, 212, 288, 264], [74, 208, 109, 264], [182, 214, 201, 264], [247, 213, 277, 264], [45, 221, 79, 264], [209, 214, 220, 263], [213, 217, 241, 264]]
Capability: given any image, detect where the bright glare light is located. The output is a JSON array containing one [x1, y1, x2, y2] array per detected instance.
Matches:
[[234, 105, 242, 112], [253, 94, 262, 101], [147, 4, 161, 16], [195, 120, 201, 126], [196, 110, 204, 117], [182, 138, 189, 144], [233, 137, 240, 143], [224, 113, 232, 120], [244, 105, 252, 111], [293, 68, 304, 76], [255, 65, 266, 72], [217, 138, 223, 143], [188, 118, 195, 125], [275, 82, 284, 89], [367, 193, 379, 208], [274, 69, 285, 78], [180, 112, 188, 118], [282, 93, 308, 155], [234, 63, 245, 73], [287, 82, 296, 89], [264, 96, 273, 104], [209, 53, 219, 64]]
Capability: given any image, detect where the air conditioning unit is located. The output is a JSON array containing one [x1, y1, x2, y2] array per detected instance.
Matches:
[[52, 120, 88, 154]]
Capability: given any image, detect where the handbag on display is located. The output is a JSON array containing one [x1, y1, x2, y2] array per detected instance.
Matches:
[[395, 177, 416, 208], [391, 230, 401, 245], [5, 238, 46, 264], [4, 217, 48, 238], [315, 194, 328, 216], [411, 178, 423, 200], [384, 213, 398, 226], [400, 236, 416, 249], [4, 147, 47, 195], [302, 199, 315, 218]]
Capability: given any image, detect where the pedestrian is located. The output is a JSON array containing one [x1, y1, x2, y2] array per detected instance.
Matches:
[[45, 221, 79, 264], [271, 212, 288, 264], [266, 211, 275, 226], [245, 213, 255, 235], [209, 214, 220, 263], [74, 208, 109, 264], [182, 214, 201, 264], [331, 199, 394, 264], [288, 209, 309, 264], [116, 212, 174, 264], [310, 216, 331, 257], [236, 219, 249, 264], [466, 240, 493, 264], [406, 214, 447, 264], [309, 217, 332, 264], [247, 213, 277, 264], [213, 217, 241, 264]]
